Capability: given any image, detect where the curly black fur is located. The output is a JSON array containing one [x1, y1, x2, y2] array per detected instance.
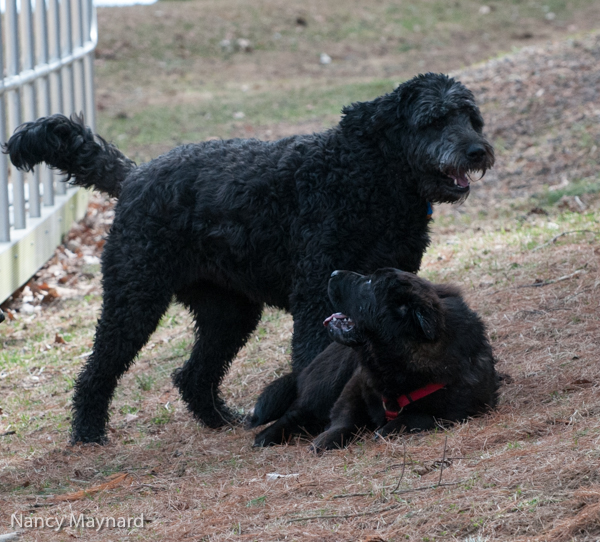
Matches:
[[254, 269, 500, 450], [4, 73, 494, 444]]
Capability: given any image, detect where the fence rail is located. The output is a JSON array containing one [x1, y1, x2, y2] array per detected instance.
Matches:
[[0, 0, 96, 303]]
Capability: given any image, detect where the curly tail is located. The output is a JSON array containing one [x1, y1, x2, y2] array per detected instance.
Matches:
[[2, 113, 135, 198]]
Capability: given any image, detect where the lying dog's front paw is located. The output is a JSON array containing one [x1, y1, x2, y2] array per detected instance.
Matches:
[[252, 435, 272, 448], [253, 426, 286, 447], [379, 414, 437, 437], [376, 423, 406, 439], [310, 427, 351, 452], [308, 442, 324, 455]]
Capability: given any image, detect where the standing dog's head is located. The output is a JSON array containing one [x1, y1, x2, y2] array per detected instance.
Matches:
[[340, 73, 495, 204], [324, 268, 448, 348]]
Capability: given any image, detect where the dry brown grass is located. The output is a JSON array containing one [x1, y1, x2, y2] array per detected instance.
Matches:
[[1, 24, 600, 542], [2, 192, 599, 541]]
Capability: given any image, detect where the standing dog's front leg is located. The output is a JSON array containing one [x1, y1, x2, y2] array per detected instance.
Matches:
[[249, 284, 333, 428]]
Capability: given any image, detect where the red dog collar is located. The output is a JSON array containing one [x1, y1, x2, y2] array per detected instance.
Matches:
[[384, 383, 445, 422]]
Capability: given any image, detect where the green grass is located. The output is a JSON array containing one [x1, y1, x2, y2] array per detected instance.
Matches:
[[538, 176, 600, 206], [135, 374, 155, 391], [100, 0, 596, 62], [151, 404, 173, 425], [96, 0, 600, 161], [421, 208, 600, 287], [98, 79, 396, 155], [246, 495, 267, 507]]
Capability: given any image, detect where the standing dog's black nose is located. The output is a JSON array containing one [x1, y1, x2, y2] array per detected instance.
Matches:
[[466, 144, 487, 161], [331, 270, 341, 278]]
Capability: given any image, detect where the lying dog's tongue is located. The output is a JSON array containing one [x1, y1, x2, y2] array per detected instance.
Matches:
[[450, 171, 470, 188], [324, 312, 355, 333], [323, 312, 347, 326]]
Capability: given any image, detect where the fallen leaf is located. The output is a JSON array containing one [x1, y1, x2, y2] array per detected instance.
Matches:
[[42, 288, 60, 304], [53, 472, 132, 502], [563, 379, 594, 392]]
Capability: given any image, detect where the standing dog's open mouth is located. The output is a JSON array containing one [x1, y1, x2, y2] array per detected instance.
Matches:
[[441, 168, 487, 192]]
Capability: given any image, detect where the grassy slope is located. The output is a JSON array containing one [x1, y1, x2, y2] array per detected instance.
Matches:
[[1, 1, 600, 540], [95, 0, 600, 160]]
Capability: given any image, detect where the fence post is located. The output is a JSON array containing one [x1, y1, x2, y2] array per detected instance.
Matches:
[[0, 0, 97, 303], [0, 20, 10, 243]]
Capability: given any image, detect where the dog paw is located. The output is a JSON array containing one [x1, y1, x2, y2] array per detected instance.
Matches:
[[310, 431, 346, 452], [196, 406, 244, 429], [70, 431, 108, 446], [308, 443, 323, 455], [244, 411, 263, 429], [376, 423, 406, 439], [252, 429, 278, 448]]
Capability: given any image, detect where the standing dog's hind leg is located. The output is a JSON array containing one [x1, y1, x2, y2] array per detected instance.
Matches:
[[71, 261, 173, 444]]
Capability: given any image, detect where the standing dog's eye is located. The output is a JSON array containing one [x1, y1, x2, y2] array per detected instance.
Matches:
[[396, 305, 408, 317]]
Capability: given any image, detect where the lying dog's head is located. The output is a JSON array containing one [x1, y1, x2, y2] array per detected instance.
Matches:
[[324, 268, 448, 348], [340, 73, 495, 204]]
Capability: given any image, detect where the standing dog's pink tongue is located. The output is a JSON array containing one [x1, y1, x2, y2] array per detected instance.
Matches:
[[449, 172, 470, 188]]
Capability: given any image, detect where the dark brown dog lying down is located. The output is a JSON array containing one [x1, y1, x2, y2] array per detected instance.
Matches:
[[254, 268, 501, 451]]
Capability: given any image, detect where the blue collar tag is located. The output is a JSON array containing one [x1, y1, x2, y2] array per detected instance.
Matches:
[[426, 202, 433, 220]]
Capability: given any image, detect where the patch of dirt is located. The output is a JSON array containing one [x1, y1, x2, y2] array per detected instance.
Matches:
[[452, 32, 600, 217]]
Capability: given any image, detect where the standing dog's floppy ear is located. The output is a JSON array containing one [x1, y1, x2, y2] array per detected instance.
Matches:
[[340, 92, 402, 137]]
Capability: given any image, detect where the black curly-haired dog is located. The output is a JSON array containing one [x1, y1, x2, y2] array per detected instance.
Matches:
[[255, 269, 500, 450], [4, 73, 494, 444]]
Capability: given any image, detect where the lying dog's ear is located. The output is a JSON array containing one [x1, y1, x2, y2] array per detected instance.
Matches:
[[394, 304, 438, 341], [413, 308, 438, 341]]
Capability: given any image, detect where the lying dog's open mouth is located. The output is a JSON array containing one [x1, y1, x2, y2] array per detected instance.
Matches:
[[324, 311, 363, 346], [323, 312, 355, 333], [323, 312, 362, 346]]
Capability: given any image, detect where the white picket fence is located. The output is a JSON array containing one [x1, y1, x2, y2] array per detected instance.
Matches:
[[0, 0, 97, 303]]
